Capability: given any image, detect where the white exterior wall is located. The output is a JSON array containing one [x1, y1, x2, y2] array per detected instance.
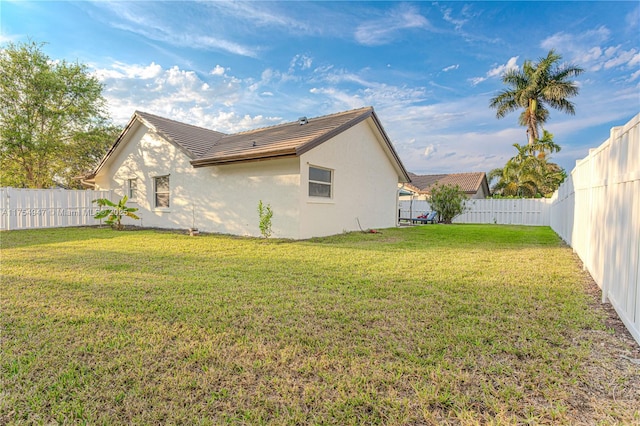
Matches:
[[94, 122, 301, 238], [298, 119, 399, 239]]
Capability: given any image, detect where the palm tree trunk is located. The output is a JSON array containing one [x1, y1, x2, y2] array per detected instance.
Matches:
[[528, 99, 538, 146]]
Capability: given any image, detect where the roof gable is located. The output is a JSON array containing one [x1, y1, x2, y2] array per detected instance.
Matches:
[[91, 106, 409, 182], [135, 111, 227, 158]]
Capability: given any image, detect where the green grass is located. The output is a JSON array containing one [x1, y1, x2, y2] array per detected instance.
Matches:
[[1, 225, 638, 425]]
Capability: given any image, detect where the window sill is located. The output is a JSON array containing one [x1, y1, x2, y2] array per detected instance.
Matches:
[[153, 208, 171, 213], [306, 198, 334, 205]]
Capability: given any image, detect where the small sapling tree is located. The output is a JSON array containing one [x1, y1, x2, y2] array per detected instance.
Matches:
[[93, 195, 140, 230], [257, 200, 273, 238], [429, 183, 468, 224]]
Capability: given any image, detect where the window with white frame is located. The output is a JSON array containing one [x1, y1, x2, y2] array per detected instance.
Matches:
[[154, 175, 170, 208], [128, 178, 138, 201], [308, 166, 332, 198]]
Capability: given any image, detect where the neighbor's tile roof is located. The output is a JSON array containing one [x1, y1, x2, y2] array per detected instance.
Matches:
[[135, 111, 227, 158], [408, 172, 487, 194]]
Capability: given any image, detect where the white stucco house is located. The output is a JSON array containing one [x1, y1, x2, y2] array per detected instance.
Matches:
[[85, 106, 410, 239]]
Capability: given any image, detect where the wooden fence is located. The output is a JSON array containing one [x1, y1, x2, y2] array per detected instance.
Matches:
[[550, 113, 639, 345], [0, 188, 113, 231]]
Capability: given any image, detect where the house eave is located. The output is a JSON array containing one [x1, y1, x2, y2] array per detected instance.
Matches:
[[190, 149, 297, 167]]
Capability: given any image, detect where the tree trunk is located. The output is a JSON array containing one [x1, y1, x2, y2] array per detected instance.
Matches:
[[528, 99, 538, 146]]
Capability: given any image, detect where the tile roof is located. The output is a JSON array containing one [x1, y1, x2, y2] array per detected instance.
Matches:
[[191, 107, 375, 166], [135, 111, 227, 158], [408, 172, 488, 194], [91, 106, 409, 182]]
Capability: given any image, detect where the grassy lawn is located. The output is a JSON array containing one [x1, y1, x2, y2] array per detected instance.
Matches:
[[1, 225, 638, 425]]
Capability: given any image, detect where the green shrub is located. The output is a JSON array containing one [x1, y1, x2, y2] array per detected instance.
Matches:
[[257, 200, 273, 238], [93, 195, 140, 230], [429, 183, 467, 224]]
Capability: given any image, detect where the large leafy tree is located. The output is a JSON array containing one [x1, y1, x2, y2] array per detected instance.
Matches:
[[61, 125, 122, 189], [489, 50, 583, 145], [0, 41, 110, 188]]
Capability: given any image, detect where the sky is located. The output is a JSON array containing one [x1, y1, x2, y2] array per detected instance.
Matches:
[[1, 1, 639, 175]]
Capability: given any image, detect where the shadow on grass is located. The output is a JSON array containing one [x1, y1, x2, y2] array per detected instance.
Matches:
[[0, 226, 136, 249]]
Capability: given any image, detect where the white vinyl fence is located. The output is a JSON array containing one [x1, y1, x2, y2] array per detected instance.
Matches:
[[550, 113, 640, 345], [0, 188, 113, 231], [399, 198, 551, 226]]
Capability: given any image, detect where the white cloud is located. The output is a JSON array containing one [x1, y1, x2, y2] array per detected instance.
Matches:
[[438, 4, 468, 30], [210, 65, 226, 76], [626, 5, 640, 26], [423, 144, 436, 158], [201, 1, 316, 35], [355, 4, 431, 46], [603, 49, 639, 69], [289, 54, 313, 72], [94, 61, 246, 125], [93, 2, 260, 57], [469, 57, 519, 86], [540, 26, 639, 76], [0, 34, 19, 44], [95, 62, 163, 80], [442, 64, 459, 72], [487, 57, 519, 78]]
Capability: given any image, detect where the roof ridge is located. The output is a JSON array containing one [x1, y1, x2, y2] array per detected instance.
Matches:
[[135, 110, 227, 135], [412, 172, 482, 177], [228, 106, 373, 137]]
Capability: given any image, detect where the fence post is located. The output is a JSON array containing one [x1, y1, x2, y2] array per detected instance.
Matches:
[[3, 188, 10, 231]]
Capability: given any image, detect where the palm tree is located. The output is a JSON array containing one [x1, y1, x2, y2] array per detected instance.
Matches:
[[490, 50, 584, 145], [531, 130, 561, 160], [489, 132, 566, 198], [490, 154, 543, 197]]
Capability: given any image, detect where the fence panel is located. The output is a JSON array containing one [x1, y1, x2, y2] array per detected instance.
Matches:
[[399, 198, 551, 226], [398, 200, 431, 220], [0, 188, 113, 231], [455, 198, 551, 225], [551, 113, 640, 345]]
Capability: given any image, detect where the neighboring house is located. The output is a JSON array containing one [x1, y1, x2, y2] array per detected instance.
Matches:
[[400, 172, 490, 200], [85, 107, 410, 239]]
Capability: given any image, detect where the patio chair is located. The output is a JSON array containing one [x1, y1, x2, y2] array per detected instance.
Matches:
[[425, 211, 438, 224]]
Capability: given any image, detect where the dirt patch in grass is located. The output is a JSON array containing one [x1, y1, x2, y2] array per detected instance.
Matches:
[[573, 268, 640, 423]]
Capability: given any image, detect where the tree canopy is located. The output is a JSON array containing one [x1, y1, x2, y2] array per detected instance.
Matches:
[[0, 41, 114, 188], [489, 131, 566, 198], [489, 50, 583, 145]]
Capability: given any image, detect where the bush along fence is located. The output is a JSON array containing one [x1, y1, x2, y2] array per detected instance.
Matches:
[[0, 188, 114, 231]]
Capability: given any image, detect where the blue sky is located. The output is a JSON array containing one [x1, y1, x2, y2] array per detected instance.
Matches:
[[2, 1, 639, 175]]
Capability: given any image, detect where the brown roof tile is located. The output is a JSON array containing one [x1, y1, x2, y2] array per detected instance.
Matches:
[[192, 107, 374, 166], [136, 111, 227, 158], [92, 106, 409, 182], [408, 172, 487, 194]]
